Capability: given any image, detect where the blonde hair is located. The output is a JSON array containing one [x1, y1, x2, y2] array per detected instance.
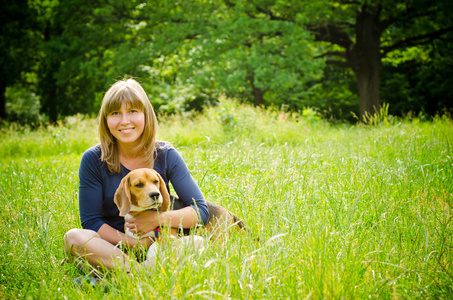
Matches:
[[98, 78, 158, 174]]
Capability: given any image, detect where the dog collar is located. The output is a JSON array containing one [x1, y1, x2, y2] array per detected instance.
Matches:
[[150, 227, 161, 241]]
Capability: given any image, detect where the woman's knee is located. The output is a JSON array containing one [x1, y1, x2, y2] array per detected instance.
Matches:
[[63, 228, 99, 253]]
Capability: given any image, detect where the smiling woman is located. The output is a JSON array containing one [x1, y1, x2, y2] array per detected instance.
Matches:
[[98, 79, 158, 174], [107, 102, 146, 168], [63, 78, 209, 277]]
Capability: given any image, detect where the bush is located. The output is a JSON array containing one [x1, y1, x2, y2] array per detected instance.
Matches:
[[5, 84, 48, 125]]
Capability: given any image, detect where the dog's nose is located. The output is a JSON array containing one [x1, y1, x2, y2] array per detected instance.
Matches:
[[149, 191, 160, 200]]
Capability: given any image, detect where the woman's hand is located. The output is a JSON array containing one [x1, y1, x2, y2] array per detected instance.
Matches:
[[97, 223, 152, 251], [126, 206, 199, 237], [126, 210, 162, 236]]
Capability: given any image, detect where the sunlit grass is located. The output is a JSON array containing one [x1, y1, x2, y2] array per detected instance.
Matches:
[[1, 102, 452, 298]]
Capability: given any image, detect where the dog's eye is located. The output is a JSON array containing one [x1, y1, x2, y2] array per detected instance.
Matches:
[[135, 183, 144, 188], [153, 180, 158, 185]]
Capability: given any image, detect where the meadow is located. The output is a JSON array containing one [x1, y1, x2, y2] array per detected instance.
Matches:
[[0, 101, 452, 299]]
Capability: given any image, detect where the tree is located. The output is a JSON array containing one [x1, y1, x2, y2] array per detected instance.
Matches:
[[380, 39, 453, 116], [5, 0, 452, 122], [0, 0, 37, 120], [307, 0, 453, 120], [142, 0, 453, 118], [197, 0, 325, 107], [32, 0, 155, 122], [128, 0, 325, 108]]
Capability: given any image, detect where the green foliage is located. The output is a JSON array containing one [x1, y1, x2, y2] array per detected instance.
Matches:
[[0, 0, 37, 86], [2, 0, 453, 123], [1, 106, 453, 298], [381, 39, 453, 116], [185, 0, 326, 107], [306, 65, 359, 120], [304, 0, 453, 118], [5, 83, 46, 124]]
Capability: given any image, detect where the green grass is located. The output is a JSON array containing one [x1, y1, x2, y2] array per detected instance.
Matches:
[[1, 101, 452, 299]]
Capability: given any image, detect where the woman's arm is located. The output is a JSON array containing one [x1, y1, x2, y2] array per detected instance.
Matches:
[[165, 148, 209, 224], [125, 206, 199, 235], [98, 223, 152, 249], [160, 206, 200, 227], [79, 148, 107, 231]]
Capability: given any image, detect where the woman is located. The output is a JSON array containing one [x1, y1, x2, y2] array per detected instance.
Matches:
[[64, 78, 209, 275]]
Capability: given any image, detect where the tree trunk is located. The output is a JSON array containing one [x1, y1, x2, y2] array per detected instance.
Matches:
[[248, 74, 265, 106], [353, 60, 381, 121], [350, 5, 382, 121], [39, 23, 60, 123], [41, 69, 59, 123], [308, 4, 383, 122], [252, 84, 265, 106]]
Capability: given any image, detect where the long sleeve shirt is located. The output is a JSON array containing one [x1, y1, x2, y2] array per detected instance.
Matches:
[[78, 142, 209, 233]]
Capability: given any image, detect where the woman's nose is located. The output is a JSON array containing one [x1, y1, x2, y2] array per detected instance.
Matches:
[[120, 112, 130, 124]]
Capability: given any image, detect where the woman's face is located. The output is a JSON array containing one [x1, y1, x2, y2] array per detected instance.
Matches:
[[107, 101, 145, 148]]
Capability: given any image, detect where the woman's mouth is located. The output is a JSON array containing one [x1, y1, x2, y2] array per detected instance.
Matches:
[[119, 128, 134, 134]]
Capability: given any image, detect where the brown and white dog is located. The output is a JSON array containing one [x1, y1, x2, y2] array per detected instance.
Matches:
[[113, 168, 245, 242]]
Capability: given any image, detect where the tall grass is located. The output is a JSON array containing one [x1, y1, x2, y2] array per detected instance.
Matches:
[[1, 101, 452, 299]]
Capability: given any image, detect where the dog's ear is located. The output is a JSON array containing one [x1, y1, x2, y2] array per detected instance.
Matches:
[[156, 171, 170, 212], [114, 174, 132, 216]]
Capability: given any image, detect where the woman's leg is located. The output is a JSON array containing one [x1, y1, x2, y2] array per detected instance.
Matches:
[[63, 228, 136, 275], [171, 235, 205, 259], [141, 235, 205, 271]]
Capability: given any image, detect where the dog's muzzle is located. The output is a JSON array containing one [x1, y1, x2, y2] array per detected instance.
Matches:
[[149, 191, 161, 201]]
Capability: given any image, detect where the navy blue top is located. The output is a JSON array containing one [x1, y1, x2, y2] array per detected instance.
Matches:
[[78, 142, 209, 232]]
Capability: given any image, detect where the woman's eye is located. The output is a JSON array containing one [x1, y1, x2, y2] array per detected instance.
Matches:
[[135, 183, 144, 188], [110, 111, 119, 116]]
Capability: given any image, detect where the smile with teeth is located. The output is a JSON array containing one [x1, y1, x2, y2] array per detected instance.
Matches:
[[119, 128, 134, 134]]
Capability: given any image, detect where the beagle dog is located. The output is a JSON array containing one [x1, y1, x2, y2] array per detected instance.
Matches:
[[113, 168, 245, 242], [114, 168, 170, 240]]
